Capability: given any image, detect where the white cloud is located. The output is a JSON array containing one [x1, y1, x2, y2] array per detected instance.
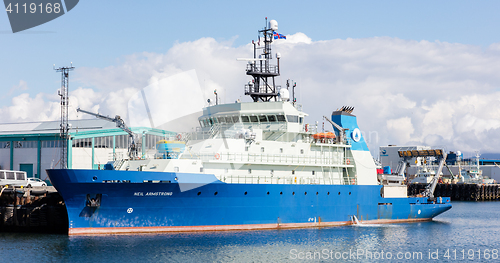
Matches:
[[2, 80, 28, 100], [2, 34, 500, 156], [386, 117, 414, 144]]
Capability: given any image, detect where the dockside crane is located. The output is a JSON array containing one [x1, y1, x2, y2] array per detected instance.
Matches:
[[77, 108, 138, 159]]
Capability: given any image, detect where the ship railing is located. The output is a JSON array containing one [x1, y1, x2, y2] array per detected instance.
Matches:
[[222, 175, 334, 185], [245, 63, 279, 75], [188, 123, 289, 141], [221, 175, 357, 185], [293, 103, 302, 111], [244, 84, 280, 95], [181, 152, 353, 166]]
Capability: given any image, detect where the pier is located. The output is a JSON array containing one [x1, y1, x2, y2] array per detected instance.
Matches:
[[0, 186, 68, 233], [408, 183, 500, 201]]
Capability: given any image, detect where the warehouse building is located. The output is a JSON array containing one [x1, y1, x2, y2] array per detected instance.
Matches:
[[0, 119, 175, 181]]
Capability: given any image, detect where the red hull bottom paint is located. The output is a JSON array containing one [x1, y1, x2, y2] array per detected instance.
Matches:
[[69, 218, 432, 236]]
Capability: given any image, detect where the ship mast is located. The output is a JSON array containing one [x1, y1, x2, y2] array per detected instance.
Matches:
[[243, 18, 281, 102]]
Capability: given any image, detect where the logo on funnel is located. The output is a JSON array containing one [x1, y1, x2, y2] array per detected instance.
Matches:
[[4, 0, 79, 33]]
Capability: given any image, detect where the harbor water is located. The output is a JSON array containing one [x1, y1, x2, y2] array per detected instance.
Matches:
[[1, 201, 499, 262]]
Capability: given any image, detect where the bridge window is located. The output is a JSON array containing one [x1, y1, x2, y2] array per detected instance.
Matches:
[[286, 115, 299, 123], [267, 115, 277, 122], [259, 115, 268, 122], [225, 116, 233, 123], [299, 117, 303, 124], [218, 117, 225, 123], [241, 116, 250, 123], [232, 116, 240, 123], [250, 116, 259, 122], [277, 115, 286, 122]]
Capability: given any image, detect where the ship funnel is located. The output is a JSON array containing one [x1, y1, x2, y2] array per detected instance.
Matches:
[[331, 109, 369, 152]]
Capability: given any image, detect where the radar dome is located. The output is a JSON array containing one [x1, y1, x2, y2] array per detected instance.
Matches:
[[279, 88, 290, 101], [269, 20, 278, 31]]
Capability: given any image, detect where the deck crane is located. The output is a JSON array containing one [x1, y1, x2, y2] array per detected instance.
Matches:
[[76, 108, 138, 159], [398, 149, 447, 200]]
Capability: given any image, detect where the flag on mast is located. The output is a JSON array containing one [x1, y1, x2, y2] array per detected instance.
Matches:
[[273, 31, 286, 39]]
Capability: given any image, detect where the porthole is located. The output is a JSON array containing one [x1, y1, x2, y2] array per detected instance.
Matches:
[[214, 192, 218, 196], [244, 191, 248, 195], [267, 191, 270, 195], [292, 192, 295, 195], [327, 192, 330, 195], [338, 192, 341, 195], [197, 192, 201, 196], [349, 192, 351, 195], [304, 192, 307, 195], [316, 192, 319, 195], [280, 192, 283, 195]]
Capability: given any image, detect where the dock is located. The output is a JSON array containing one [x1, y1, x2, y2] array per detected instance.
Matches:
[[0, 186, 68, 233], [408, 183, 500, 201]]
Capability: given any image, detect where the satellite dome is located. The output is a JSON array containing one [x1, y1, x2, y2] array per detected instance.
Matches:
[[269, 20, 278, 31], [279, 88, 290, 101]]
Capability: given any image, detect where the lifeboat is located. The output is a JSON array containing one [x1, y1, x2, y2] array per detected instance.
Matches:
[[325, 132, 336, 139], [312, 132, 326, 140]]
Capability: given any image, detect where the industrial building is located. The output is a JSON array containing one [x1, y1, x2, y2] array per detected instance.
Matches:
[[0, 119, 175, 181]]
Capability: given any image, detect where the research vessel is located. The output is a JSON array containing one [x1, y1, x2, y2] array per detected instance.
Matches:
[[47, 19, 451, 235]]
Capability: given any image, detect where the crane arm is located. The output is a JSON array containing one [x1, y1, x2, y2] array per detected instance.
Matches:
[[77, 108, 138, 159], [323, 116, 347, 143], [421, 152, 447, 199], [77, 108, 134, 137]]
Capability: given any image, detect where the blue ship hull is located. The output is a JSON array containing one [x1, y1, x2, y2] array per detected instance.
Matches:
[[47, 169, 451, 235]]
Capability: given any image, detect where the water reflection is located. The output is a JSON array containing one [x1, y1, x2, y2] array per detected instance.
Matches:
[[0, 202, 499, 262]]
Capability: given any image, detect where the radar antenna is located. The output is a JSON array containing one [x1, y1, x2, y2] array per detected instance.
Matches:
[[242, 18, 281, 102]]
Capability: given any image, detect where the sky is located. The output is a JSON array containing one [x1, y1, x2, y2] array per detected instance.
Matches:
[[2, 0, 500, 158]]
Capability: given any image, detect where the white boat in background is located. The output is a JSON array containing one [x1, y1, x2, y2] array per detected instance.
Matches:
[[460, 153, 495, 184]]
